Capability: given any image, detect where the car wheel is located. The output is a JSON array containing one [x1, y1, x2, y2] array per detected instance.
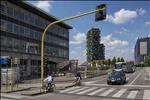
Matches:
[[107, 81, 110, 85]]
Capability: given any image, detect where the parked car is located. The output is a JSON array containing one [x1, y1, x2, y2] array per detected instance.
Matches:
[[107, 69, 126, 85]]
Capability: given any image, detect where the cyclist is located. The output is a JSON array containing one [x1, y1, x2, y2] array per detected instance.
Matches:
[[44, 74, 54, 91], [75, 72, 82, 85]]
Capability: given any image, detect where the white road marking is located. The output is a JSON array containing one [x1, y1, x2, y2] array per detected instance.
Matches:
[[143, 90, 150, 100], [127, 90, 138, 99], [60, 86, 80, 93], [76, 87, 97, 95], [87, 88, 106, 96], [126, 77, 129, 81], [99, 88, 115, 96], [1, 93, 25, 99], [129, 71, 142, 85], [112, 89, 127, 97], [85, 83, 150, 88], [1, 98, 12, 100], [67, 87, 89, 94]]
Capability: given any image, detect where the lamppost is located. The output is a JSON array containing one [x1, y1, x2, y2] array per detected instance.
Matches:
[[40, 4, 106, 90]]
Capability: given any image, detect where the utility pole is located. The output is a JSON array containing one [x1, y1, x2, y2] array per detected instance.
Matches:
[[40, 4, 106, 90]]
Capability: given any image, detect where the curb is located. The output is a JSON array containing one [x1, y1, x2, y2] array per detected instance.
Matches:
[[1, 87, 31, 93], [21, 91, 46, 96]]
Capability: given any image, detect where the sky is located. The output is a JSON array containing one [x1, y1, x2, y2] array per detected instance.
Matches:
[[27, 1, 150, 64]]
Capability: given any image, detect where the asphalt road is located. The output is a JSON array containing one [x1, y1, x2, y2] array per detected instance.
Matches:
[[1, 67, 150, 100]]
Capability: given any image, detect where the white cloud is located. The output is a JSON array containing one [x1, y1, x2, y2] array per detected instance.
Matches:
[[101, 34, 129, 50], [137, 8, 146, 16], [70, 32, 86, 45], [145, 21, 150, 27], [34, 1, 53, 13], [106, 8, 146, 24]]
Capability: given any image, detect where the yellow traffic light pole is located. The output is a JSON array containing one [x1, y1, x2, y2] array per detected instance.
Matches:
[[40, 8, 105, 90]]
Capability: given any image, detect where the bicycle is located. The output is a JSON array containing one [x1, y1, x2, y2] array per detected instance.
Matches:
[[74, 77, 82, 86], [44, 82, 56, 93]]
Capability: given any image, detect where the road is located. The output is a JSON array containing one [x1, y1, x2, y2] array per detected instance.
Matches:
[[1, 67, 150, 100]]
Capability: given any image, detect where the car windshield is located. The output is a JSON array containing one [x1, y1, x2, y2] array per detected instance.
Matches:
[[111, 71, 121, 76], [115, 64, 122, 69]]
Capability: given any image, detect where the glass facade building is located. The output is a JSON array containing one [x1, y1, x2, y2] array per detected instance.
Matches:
[[0, 0, 72, 79]]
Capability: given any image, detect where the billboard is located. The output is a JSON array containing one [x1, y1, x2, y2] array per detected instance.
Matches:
[[140, 41, 147, 55]]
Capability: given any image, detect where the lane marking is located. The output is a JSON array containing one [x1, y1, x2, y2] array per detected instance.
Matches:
[[67, 87, 89, 94], [1, 98, 12, 100], [85, 83, 150, 88], [1, 93, 25, 99], [127, 90, 138, 99], [129, 71, 142, 85], [87, 88, 106, 96], [60, 86, 80, 93], [99, 88, 115, 96], [112, 89, 127, 98], [143, 90, 150, 100], [76, 87, 97, 95]]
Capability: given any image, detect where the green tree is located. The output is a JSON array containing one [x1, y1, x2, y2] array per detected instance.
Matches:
[[117, 57, 121, 62], [112, 57, 116, 65], [120, 57, 125, 62], [86, 28, 104, 62], [107, 59, 111, 65]]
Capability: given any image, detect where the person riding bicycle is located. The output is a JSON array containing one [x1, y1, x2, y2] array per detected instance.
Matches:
[[44, 74, 53, 90], [76, 72, 82, 85]]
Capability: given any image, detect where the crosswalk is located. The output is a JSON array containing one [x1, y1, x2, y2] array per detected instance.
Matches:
[[59, 86, 150, 100]]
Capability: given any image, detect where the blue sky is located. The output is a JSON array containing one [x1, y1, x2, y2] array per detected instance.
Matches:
[[28, 1, 150, 64]]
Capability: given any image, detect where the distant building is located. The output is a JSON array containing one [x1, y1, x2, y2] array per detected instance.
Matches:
[[0, 0, 72, 79], [134, 37, 150, 64]]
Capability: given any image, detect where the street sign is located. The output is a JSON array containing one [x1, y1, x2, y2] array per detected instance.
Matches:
[[0, 58, 8, 64], [95, 4, 106, 21]]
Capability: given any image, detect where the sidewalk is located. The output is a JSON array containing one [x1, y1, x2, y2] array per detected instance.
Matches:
[[1, 76, 76, 96]]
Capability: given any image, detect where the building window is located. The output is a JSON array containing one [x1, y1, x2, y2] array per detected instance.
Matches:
[[7, 21, 13, 33], [7, 6, 13, 16], [13, 24, 19, 34], [20, 26, 24, 36], [30, 29, 34, 38], [13, 9, 19, 19], [25, 27, 29, 37], [0, 4, 6, 14], [0, 19, 7, 30]]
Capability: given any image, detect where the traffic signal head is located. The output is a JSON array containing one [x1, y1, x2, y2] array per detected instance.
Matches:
[[95, 4, 106, 21], [44, 58, 48, 66]]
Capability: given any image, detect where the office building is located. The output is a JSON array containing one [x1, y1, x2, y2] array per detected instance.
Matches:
[[0, 0, 72, 79]]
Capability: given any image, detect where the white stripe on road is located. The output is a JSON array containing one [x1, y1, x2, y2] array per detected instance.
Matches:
[[67, 87, 89, 94], [1, 93, 25, 99], [127, 91, 138, 99], [99, 88, 115, 96], [143, 90, 150, 100], [76, 87, 97, 95], [60, 86, 80, 93], [1, 98, 12, 100], [112, 89, 127, 97], [87, 88, 106, 96], [129, 71, 142, 85]]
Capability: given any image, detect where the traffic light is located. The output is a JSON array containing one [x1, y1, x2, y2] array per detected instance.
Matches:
[[95, 4, 106, 21], [44, 58, 48, 66]]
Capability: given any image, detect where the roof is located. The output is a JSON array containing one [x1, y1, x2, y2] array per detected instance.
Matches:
[[8, 0, 72, 29]]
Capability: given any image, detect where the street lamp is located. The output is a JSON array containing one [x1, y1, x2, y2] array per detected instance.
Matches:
[[40, 4, 107, 90]]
